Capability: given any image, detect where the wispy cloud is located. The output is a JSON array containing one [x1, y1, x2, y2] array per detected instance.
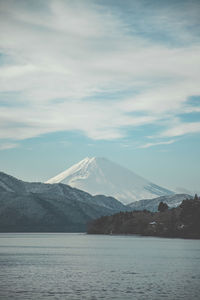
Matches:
[[139, 139, 176, 149], [0, 0, 200, 146], [161, 122, 200, 138], [0, 143, 19, 150]]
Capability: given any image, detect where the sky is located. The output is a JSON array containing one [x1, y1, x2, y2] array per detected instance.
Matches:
[[0, 0, 200, 194]]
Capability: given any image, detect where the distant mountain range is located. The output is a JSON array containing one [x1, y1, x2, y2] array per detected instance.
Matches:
[[46, 157, 174, 204], [0, 172, 128, 232], [0, 164, 193, 232], [127, 194, 193, 212]]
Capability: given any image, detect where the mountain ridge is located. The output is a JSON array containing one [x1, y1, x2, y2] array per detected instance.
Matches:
[[127, 194, 193, 212], [0, 171, 128, 232], [46, 157, 174, 204]]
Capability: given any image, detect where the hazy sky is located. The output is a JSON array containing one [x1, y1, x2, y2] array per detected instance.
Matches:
[[0, 0, 200, 193]]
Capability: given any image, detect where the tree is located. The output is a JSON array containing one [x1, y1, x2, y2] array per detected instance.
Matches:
[[158, 201, 168, 212]]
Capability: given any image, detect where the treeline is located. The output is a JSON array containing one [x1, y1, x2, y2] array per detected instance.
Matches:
[[87, 195, 200, 239]]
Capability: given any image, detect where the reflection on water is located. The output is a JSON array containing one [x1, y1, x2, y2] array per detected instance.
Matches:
[[0, 233, 200, 299]]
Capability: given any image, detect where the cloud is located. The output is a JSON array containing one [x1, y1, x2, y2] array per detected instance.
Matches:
[[0, 0, 200, 146], [139, 139, 176, 149], [161, 122, 200, 138], [0, 100, 159, 140], [0, 143, 19, 150]]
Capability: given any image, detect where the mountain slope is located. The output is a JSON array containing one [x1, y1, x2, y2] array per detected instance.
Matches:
[[0, 172, 128, 232], [46, 157, 174, 204], [127, 194, 193, 212]]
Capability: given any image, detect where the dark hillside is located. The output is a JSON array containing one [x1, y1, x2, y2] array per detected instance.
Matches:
[[0, 171, 129, 232], [88, 196, 200, 239]]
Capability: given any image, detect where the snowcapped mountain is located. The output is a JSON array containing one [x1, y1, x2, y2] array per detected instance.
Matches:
[[46, 157, 174, 204], [0, 171, 128, 232], [127, 194, 193, 212]]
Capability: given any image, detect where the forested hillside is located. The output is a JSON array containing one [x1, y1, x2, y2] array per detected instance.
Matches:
[[88, 195, 200, 239]]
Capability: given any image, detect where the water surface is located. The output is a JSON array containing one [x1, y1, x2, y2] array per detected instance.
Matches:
[[0, 233, 200, 299]]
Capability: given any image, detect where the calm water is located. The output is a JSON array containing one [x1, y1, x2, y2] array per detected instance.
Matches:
[[0, 233, 200, 300]]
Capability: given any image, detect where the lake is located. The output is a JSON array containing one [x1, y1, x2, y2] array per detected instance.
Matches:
[[0, 233, 200, 299]]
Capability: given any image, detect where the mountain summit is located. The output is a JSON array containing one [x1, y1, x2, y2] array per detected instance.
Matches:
[[46, 157, 174, 204]]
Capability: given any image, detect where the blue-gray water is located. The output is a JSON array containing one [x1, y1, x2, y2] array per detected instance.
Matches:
[[0, 233, 200, 300]]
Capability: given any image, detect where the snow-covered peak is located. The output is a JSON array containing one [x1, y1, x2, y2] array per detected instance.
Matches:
[[46, 157, 91, 184], [46, 157, 108, 184], [46, 157, 174, 204]]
